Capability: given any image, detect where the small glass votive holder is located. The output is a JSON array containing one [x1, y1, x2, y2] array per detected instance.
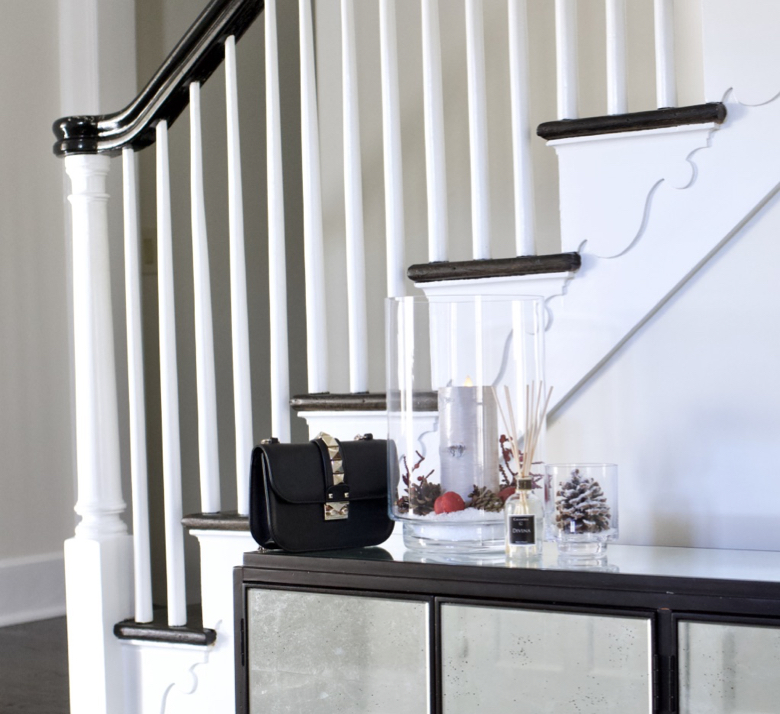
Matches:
[[545, 464, 618, 563]]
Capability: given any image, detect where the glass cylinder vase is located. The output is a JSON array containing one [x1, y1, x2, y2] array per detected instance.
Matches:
[[386, 295, 546, 553]]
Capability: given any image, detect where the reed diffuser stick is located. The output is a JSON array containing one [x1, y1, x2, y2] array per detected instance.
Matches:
[[495, 382, 553, 485]]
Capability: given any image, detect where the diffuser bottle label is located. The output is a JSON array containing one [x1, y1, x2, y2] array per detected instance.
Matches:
[[509, 515, 536, 544]]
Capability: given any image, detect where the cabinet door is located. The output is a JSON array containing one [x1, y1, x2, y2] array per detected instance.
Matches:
[[246, 588, 431, 714], [441, 602, 653, 714], [678, 618, 780, 713]]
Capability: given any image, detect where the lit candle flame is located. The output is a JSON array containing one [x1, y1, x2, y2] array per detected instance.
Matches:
[[463, 376, 473, 387]]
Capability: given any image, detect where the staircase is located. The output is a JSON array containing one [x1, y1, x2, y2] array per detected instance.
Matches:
[[53, 0, 780, 712]]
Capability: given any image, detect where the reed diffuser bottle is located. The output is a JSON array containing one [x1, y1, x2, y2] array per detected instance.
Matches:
[[498, 382, 552, 563], [505, 478, 543, 560]]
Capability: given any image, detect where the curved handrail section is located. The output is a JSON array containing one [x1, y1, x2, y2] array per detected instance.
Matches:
[[53, 0, 264, 156]]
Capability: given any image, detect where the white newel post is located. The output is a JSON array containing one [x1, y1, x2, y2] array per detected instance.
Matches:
[[64, 154, 133, 714]]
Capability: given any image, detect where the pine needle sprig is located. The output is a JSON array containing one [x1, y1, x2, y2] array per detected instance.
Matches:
[[396, 451, 440, 515]]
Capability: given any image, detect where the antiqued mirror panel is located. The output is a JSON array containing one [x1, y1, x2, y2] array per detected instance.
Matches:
[[679, 620, 780, 713], [247, 588, 430, 713], [441, 603, 652, 713]]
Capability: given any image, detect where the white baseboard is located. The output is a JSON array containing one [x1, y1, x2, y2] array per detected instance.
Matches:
[[0, 551, 66, 627]]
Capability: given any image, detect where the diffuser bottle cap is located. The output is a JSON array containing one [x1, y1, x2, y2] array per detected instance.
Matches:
[[517, 478, 533, 490]]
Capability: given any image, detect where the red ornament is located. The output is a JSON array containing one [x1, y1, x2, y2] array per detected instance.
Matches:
[[434, 491, 466, 514], [498, 486, 516, 502]]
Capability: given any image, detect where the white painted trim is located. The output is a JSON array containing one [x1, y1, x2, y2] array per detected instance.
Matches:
[[545, 93, 780, 410], [57, 0, 139, 537], [295, 410, 391, 440], [0, 552, 66, 627], [416, 271, 574, 297]]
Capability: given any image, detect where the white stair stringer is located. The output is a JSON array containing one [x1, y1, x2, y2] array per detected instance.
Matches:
[[545, 91, 780, 409]]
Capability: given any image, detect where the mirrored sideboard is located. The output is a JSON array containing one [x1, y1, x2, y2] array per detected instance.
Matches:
[[235, 542, 780, 714]]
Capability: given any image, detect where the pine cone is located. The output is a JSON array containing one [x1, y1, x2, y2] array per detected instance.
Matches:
[[468, 486, 505, 512], [410, 479, 442, 516], [396, 496, 410, 514], [555, 469, 611, 533]]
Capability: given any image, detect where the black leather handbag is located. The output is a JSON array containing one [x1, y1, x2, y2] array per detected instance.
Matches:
[[249, 433, 394, 552]]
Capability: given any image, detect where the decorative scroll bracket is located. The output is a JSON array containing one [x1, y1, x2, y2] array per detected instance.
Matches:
[[549, 121, 723, 259]]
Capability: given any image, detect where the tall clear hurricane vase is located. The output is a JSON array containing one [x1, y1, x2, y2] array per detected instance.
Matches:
[[386, 295, 546, 554]]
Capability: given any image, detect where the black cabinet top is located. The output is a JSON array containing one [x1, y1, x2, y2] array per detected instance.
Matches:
[[241, 540, 780, 612]]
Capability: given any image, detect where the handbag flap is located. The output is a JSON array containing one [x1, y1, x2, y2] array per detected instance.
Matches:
[[261, 439, 388, 505]]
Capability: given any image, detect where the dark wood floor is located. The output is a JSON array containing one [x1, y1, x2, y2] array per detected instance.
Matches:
[[0, 616, 69, 713]]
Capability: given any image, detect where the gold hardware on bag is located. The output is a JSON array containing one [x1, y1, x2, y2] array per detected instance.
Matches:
[[324, 502, 349, 521], [316, 432, 345, 486]]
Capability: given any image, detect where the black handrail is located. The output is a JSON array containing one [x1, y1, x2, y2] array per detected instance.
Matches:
[[53, 0, 264, 157]]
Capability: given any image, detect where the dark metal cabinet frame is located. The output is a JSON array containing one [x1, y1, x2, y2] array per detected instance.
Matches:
[[235, 547, 780, 714]]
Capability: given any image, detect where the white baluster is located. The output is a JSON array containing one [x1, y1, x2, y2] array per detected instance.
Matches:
[[225, 35, 254, 513], [422, 0, 448, 262], [299, 0, 329, 394], [606, 0, 628, 115], [379, 0, 405, 298], [190, 82, 221, 511], [64, 151, 133, 714], [654, 0, 677, 108], [341, 0, 369, 393], [122, 147, 153, 623], [265, 0, 292, 442], [555, 0, 579, 119], [465, 0, 490, 260], [156, 121, 187, 626], [508, 0, 535, 256]]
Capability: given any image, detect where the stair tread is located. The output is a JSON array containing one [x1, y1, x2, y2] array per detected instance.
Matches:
[[407, 253, 580, 284], [182, 510, 250, 531], [537, 102, 727, 141], [114, 604, 215, 646], [290, 392, 439, 412]]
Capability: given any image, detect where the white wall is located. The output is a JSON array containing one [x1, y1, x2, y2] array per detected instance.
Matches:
[[0, 0, 138, 626], [543, 0, 780, 553], [0, 1, 75, 625], [548, 186, 780, 551]]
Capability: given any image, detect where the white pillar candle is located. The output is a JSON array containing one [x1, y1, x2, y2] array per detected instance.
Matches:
[[438, 385, 499, 500]]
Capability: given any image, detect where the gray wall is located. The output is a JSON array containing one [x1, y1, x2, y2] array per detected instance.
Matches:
[[0, 0, 135, 624], [0, 3, 74, 563]]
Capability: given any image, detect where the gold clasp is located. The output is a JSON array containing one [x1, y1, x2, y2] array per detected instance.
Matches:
[[324, 502, 349, 521]]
